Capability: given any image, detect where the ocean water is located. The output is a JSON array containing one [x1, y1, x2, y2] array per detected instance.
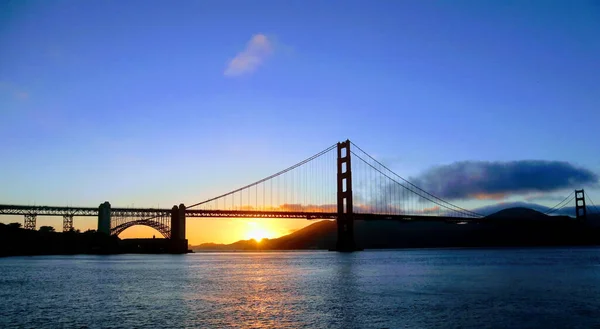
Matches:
[[1, 248, 600, 328]]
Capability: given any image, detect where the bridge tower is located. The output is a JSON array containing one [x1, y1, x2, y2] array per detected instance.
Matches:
[[575, 189, 587, 220], [63, 215, 74, 232], [171, 205, 179, 239], [98, 201, 111, 234], [336, 140, 356, 251], [24, 214, 36, 230]]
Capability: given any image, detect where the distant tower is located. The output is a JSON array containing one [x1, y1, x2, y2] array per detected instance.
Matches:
[[575, 189, 587, 220]]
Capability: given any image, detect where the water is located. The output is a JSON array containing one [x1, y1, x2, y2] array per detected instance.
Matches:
[[1, 248, 600, 328]]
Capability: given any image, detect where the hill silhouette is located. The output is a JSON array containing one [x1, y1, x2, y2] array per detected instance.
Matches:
[[194, 208, 600, 250], [486, 207, 548, 219]]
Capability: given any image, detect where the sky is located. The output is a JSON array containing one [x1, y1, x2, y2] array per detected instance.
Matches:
[[1, 0, 599, 244]]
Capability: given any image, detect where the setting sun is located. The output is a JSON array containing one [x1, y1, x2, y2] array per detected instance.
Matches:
[[245, 222, 276, 242]]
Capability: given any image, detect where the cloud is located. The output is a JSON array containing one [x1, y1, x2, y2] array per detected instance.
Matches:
[[228, 203, 337, 213], [224, 34, 273, 77], [0, 81, 29, 100], [14, 91, 29, 100], [471, 193, 508, 200], [420, 205, 441, 214], [524, 193, 573, 203], [411, 160, 598, 200]]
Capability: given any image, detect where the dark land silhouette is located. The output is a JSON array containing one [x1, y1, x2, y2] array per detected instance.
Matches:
[[0, 224, 120, 256], [3, 208, 600, 256], [0, 223, 188, 256], [193, 208, 600, 251]]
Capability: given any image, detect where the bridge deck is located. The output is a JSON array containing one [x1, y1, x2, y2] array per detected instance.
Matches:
[[0, 204, 479, 222]]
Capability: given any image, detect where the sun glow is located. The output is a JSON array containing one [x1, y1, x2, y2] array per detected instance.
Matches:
[[245, 222, 276, 242]]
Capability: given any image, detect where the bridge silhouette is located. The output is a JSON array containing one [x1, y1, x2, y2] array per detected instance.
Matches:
[[0, 140, 595, 251]]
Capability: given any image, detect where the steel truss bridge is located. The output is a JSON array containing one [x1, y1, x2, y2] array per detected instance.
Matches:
[[0, 140, 596, 251]]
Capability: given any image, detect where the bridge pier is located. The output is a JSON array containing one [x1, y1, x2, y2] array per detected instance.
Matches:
[[335, 140, 358, 252], [98, 202, 111, 234], [169, 204, 188, 253], [24, 214, 36, 230]]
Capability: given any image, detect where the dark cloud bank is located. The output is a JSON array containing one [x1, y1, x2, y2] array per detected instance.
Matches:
[[412, 160, 598, 200]]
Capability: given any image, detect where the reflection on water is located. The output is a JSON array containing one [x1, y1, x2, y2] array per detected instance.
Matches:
[[1, 248, 600, 328]]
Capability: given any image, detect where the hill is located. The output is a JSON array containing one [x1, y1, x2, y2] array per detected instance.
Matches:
[[471, 202, 582, 217], [486, 207, 548, 220], [485, 207, 574, 222]]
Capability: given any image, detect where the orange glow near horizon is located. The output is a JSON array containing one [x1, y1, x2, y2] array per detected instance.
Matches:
[[118, 218, 317, 245], [0, 215, 320, 245], [472, 193, 507, 200]]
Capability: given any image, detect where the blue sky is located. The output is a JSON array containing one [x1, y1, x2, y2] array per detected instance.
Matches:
[[1, 0, 600, 226]]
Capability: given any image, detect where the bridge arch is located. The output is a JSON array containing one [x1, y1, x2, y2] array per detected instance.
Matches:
[[111, 219, 171, 239]]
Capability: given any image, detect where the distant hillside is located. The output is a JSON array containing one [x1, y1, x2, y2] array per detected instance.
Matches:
[[585, 213, 600, 227], [473, 202, 551, 216], [471, 202, 584, 217], [488, 207, 547, 218], [486, 207, 550, 220], [484, 207, 578, 222], [266, 220, 336, 249]]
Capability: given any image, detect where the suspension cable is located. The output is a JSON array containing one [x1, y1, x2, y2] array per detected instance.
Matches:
[[548, 195, 576, 215], [544, 191, 575, 214], [351, 151, 482, 217], [350, 143, 483, 217], [187, 144, 337, 209], [587, 195, 600, 215]]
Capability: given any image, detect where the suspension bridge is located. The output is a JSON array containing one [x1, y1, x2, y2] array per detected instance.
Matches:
[[0, 140, 598, 251]]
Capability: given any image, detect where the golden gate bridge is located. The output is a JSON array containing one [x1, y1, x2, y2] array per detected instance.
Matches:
[[0, 140, 597, 251]]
